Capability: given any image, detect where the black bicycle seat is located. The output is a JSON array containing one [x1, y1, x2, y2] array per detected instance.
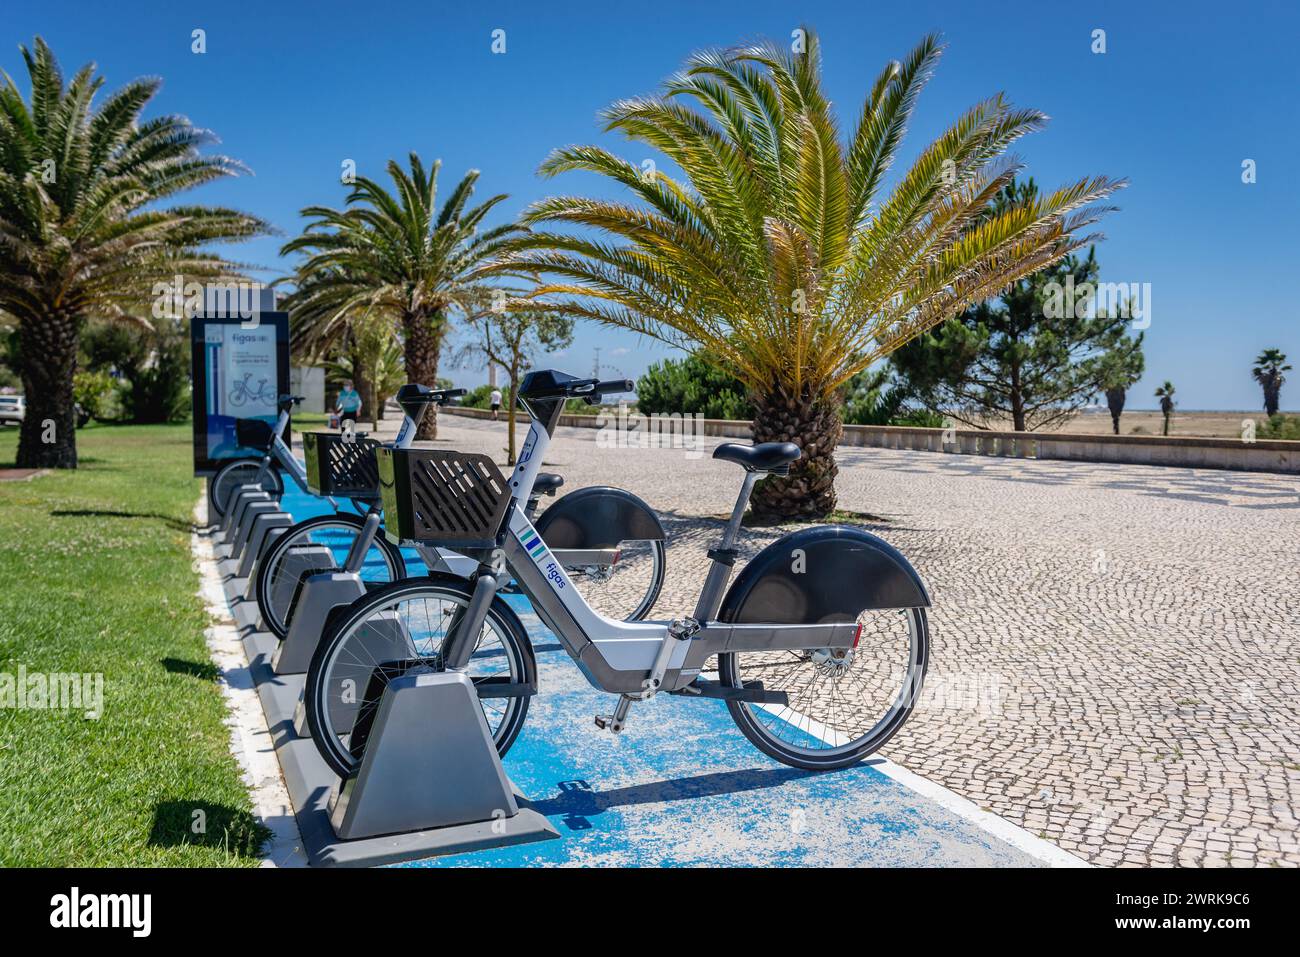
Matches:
[[712, 442, 802, 473], [532, 472, 564, 496]]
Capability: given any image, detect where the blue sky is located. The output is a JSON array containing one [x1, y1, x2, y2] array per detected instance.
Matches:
[[8, 0, 1298, 409]]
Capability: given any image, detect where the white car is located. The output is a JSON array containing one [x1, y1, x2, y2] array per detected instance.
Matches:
[[0, 394, 25, 425]]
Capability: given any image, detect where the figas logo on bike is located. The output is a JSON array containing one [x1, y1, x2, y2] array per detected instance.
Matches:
[[519, 530, 565, 589]]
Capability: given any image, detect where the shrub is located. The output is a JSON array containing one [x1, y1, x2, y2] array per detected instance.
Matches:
[[119, 331, 190, 424], [1258, 414, 1300, 440], [636, 354, 752, 420], [72, 370, 118, 422], [461, 384, 493, 409], [842, 368, 944, 427]]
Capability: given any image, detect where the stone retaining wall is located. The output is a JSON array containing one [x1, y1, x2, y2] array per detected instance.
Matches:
[[443, 406, 1300, 474]]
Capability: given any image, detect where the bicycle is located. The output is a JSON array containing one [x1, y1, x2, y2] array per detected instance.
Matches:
[[227, 372, 276, 407], [254, 384, 667, 638], [207, 394, 329, 519], [304, 369, 930, 776]]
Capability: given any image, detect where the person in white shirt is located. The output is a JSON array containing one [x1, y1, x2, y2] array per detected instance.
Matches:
[[490, 387, 503, 421]]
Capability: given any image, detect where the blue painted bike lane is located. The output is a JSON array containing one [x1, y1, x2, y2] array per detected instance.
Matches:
[[275, 486, 1079, 867], [410, 599, 1076, 867]]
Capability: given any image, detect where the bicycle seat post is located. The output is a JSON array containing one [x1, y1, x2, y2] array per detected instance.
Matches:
[[692, 471, 759, 621]]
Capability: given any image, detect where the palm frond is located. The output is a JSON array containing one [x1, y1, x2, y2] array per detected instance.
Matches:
[[489, 27, 1124, 400]]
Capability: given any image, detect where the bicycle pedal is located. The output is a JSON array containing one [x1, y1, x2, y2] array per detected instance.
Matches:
[[594, 714, 624, 734]]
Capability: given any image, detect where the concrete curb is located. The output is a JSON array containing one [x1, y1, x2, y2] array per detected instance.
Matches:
[[191, 495, 307, 868]]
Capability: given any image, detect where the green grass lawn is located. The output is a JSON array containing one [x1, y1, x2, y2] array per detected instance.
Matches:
[[0, 422, 267, 865]]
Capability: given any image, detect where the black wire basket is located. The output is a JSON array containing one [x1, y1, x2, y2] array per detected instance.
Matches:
[[303, 432, 383, 500], [234, 417, 276, 452], [375, 447, 511, 548]]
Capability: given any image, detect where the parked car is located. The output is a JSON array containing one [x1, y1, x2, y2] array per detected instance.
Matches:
[[0, 394, 25, 426]]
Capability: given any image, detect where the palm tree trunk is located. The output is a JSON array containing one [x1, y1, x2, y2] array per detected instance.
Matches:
[[748, 385, 841, 522], [15, 312, 80, 469], [1105, 387, 1125, 435], [350, 356, 375, 431], [1009, 360, 1026, 431], [403, 309, 443, 440], [1265, 383, 1280, 417]]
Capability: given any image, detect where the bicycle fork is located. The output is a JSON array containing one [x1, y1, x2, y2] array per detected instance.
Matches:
[[594, 472, 759, 734]]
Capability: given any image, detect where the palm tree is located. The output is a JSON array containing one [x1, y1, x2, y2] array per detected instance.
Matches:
[[1104, 386, 1127, 435], [281, 155, 521, 439], [1098, 345, 1145, 435], [0, 39, 268, 467], [488, 28, 1125, 520], [1251, 348, 1290, 417], [1155, 380, 1176, 435]]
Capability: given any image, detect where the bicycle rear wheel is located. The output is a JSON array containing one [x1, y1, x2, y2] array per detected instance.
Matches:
[[254, 512, 407, 638], [209, 458, 283, 519], [717, 607, 929, 770], [304, 576, 535, 780]]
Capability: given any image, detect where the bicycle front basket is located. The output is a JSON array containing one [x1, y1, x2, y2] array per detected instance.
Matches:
[[303, 432, 382, 499], [234, 417, 275, 452], [375, 447, 511, 548]]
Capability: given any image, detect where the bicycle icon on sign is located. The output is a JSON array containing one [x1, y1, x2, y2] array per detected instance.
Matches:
[[228, 373, 277, 407]]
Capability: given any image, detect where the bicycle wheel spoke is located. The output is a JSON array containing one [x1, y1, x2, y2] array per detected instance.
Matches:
[[311, 583, 531, 777], [727, 608, 924, 762]]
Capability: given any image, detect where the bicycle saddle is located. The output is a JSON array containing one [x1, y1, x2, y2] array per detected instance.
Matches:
[[532, 472, 564, 496], [712, 442, 802, 474]]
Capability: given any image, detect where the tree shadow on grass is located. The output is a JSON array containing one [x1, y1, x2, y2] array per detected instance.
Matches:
[[161, 657, 220, 681], [50, 508, 191, 532], [148, 800, 269, 857]]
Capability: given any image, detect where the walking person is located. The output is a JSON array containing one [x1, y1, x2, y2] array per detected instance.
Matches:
[[335, 379, 363, 429], [490, 386, 503, 421]]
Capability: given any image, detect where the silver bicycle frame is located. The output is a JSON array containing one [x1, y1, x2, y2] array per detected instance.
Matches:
[[252, 406, 333, 506], [488, 417, 858, 695]]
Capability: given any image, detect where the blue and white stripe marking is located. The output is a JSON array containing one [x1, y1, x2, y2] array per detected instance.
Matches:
[[520, 529, 548, 561]]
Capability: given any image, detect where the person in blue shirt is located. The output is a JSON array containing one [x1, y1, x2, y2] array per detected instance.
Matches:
[[335, 380, 362, 427]]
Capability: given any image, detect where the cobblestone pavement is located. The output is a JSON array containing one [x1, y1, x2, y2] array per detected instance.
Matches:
[[387, 411, 1300, 867]]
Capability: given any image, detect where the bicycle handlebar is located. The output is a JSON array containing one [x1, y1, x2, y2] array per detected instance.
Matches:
[[527, 377, 635, 401], [395, 384, 466, 406]]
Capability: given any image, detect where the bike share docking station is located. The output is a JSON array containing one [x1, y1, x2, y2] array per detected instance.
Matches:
[[214, 428, 557, 864], [272, 432, 381, 677], [321, 444, 559, 851]]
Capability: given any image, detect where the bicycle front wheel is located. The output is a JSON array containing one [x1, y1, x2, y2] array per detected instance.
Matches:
[[254, 512, 407, 638], [717, 607, 929, 770], [304, 577, 535, 780], [209, 458, 283, 519]]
